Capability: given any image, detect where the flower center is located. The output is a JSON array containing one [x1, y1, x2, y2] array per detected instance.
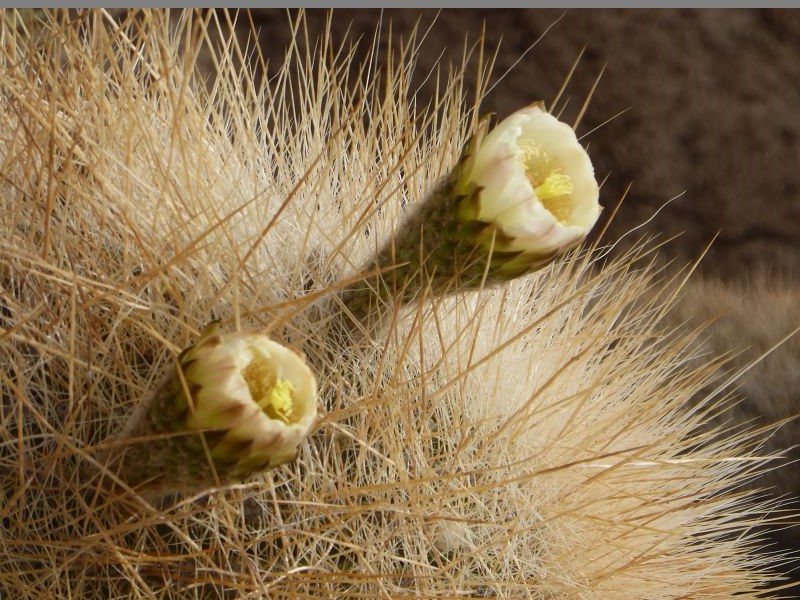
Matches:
[[534, 172, 573, 200], [517, 140, 574, 225], [243, 356, 296, 424]]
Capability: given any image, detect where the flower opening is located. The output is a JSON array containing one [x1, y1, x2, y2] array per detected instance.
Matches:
[[178, 323, 318, 474], [456, 103, 602, 273]]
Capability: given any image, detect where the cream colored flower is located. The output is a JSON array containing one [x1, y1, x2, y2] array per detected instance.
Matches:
[[456, 103, 601, 275], [109, 322, 319, 492], [177, 323, 318, 474], [337, 103, 602, 328]]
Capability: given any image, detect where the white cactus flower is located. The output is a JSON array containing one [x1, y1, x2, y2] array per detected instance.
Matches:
[[338, 103, 603, 327], [179, 323, 319, 472], [457, 103, 602, 274], [111, 322, 318, 492]]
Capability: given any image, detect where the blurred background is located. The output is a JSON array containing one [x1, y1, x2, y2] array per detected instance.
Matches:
[[238, 8, 800, 281]]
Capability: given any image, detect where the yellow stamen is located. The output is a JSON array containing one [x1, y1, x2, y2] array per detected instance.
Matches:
[[517, 140, 573, 202], [534, 172, 573, 201], [517, 139, 544, 163], [244, 351, 297, 423], [265, 379, 295, 423], [244, 356, 276, 405]]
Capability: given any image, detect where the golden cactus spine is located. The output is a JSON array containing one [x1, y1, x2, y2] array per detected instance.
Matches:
[[0, 9, 790, 599]]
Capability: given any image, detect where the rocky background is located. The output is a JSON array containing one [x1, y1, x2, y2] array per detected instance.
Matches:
[[241, 8, 800, 282]]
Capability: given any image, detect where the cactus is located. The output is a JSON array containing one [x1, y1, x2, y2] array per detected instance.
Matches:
[[0, 9, 789, 598]]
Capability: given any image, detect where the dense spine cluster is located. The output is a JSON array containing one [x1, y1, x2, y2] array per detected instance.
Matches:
[[0, 9, 789, 599]]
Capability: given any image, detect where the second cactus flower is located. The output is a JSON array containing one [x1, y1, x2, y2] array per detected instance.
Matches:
[[103, 323, 318, 494], [342, 103, 602, 326]]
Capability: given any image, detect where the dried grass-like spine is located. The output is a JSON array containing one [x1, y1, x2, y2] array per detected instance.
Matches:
[[0, 8, 790, 599]]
